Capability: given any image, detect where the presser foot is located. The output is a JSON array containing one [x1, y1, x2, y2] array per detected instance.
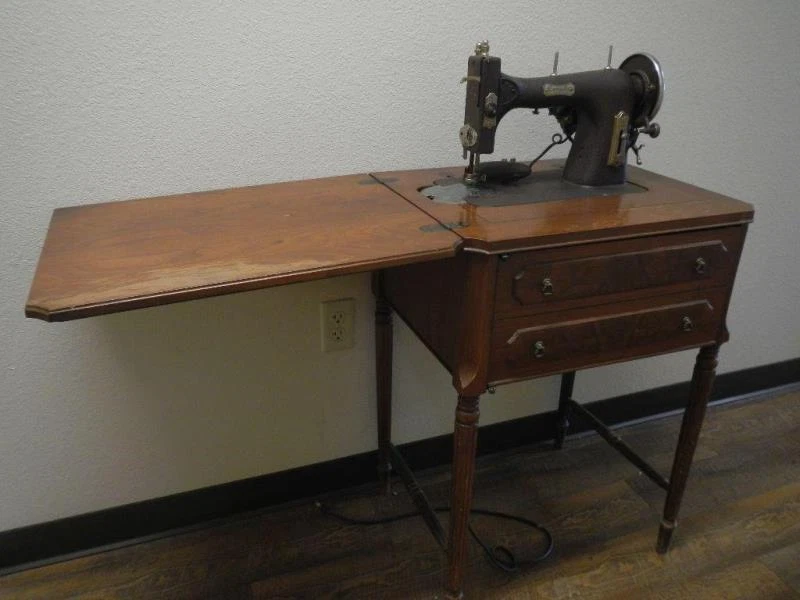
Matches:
[[469, 159, 532, 184]]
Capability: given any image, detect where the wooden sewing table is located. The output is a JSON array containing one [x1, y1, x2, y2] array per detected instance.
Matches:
[[26, 161, 753, 598]]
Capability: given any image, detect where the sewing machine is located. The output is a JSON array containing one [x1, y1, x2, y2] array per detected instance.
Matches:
[[424, 42, 665, 206]]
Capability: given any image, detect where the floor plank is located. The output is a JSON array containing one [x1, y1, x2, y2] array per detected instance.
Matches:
[[1, 390, 798, 599], [760, 542, 800, 595]]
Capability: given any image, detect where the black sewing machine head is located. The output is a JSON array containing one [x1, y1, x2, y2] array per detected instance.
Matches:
[[458, 41, 664, 188]]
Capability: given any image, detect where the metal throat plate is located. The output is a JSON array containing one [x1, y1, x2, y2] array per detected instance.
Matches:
[[419, 170, 646, 207]]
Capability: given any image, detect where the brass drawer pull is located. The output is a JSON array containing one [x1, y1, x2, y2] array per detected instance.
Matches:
[[695, 257, 707, 274], [532, 341, 546, 358], [681, 316, 694, 332], [541, 277, 554, 296]]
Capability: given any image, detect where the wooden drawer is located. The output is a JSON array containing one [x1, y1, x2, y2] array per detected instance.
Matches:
[[489, 289, 727, 384], [494, 227, 745, 318]]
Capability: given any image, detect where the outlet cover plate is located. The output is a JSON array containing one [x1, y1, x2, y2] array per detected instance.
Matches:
[[320, 298, 355, 352]]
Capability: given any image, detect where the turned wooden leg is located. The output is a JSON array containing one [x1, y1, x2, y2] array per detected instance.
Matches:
[[657, 343, 719, 553], [374, 275, 393, 495], [446, 394, 480, 599], [554, 371, 576, 450]]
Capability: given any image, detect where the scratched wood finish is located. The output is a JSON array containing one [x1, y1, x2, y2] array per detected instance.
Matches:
[[373, 161, 754, 253], [26, 175, 461, 321], [1, 391, 797, 599]]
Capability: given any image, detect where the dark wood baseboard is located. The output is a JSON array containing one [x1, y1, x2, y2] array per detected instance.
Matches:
[[2, 357, 798, 574]]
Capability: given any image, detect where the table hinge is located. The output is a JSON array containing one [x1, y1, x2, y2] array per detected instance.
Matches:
[[420, 222, 466, 233]]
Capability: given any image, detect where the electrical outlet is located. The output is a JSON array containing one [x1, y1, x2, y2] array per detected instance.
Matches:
[[320, 298, 355, 352]]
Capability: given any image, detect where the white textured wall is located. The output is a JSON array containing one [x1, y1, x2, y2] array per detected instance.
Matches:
[[2, 1, 799, 531]]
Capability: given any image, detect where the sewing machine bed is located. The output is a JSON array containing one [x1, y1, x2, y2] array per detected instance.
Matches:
[[373, 163, 752, 254], [420, 167, 646, 206]]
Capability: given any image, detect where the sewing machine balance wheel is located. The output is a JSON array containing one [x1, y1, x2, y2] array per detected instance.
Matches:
[[619, 53, 665, 124]]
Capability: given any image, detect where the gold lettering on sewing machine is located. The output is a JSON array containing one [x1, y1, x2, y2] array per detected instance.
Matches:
[[543, 82, 575, 97]]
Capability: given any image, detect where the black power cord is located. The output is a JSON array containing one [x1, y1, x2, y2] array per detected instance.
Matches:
[[316, 501, 554, 573]]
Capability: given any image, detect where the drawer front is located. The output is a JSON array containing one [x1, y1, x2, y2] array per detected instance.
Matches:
[[495, 227, 744, 317], [489, 290, 726, 383]]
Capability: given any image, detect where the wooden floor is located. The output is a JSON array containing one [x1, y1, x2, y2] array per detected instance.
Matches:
[[2, 390, 799, 599]]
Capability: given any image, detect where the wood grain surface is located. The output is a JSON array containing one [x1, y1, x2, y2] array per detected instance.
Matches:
[[382, 255, 466, 372], [489, 289, 728, 384], [493, 226, 745, 318], [26, 163, 753, 321], [25, 175, 460, 321], [1, 390, 796, 599]]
